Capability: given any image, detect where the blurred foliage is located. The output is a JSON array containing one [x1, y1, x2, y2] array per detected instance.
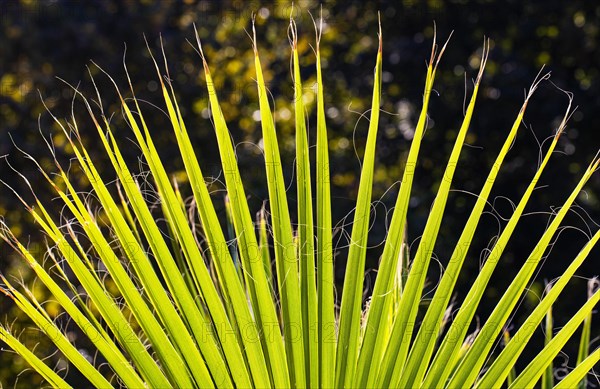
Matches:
[[0, 0, 599, 386]]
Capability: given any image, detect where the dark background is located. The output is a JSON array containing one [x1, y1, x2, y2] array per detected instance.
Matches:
[[1, 0, 599, 387]]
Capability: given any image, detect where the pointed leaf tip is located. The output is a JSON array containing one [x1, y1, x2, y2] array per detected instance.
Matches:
[[378, 11, 382, 52], [192, 23, 210, 74], [251, 13, 258, 55]]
